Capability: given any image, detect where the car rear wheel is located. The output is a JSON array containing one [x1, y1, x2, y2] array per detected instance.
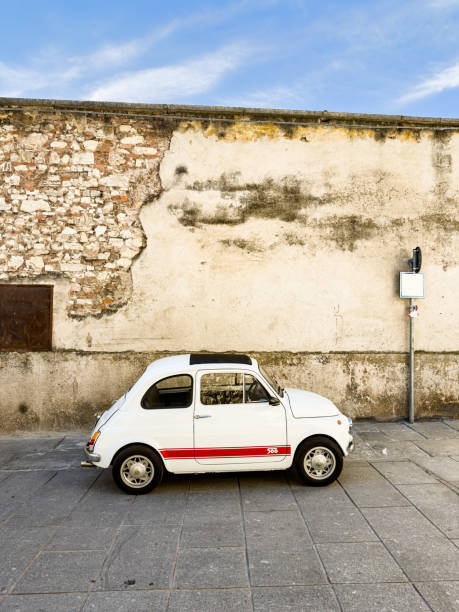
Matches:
[[112, 445, 163, 494], [295, 436, 343, 487]]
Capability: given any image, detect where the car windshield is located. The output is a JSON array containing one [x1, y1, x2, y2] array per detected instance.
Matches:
[[259, 365, 284, 397]]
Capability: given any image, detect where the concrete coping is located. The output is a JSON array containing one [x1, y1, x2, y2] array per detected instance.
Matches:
[[1, 96, 459, 129]]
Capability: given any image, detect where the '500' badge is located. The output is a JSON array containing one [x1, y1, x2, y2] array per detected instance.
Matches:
[[267, 447, 278, 454]]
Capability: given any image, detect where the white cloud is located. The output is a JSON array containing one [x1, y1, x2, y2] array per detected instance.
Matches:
[[88, 44, 250, 103], [0, 61, 47, 97], [0, 18, 184, 98], [398, 61, 459, 104], [221, 86, 303, 109], [71, 23, 180, 75]]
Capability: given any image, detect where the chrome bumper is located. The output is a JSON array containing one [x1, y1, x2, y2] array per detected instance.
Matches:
[[347, 437, 355, 454], [84, 446, 101, 463]]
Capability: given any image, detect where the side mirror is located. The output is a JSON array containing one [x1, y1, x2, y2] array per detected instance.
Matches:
[[269, 397, 280, 406]]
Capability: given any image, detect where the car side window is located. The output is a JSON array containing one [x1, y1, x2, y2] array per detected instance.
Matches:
[[200, 373, 270, 405], [142, 374, 193, 409], [200, 373, 243, 405], [244, 374, 270, 403]]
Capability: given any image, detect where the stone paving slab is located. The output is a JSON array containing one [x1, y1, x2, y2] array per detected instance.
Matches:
[[352, 422, 382, 432], [0, 438, 64, 467], [84, 590, 168, 611], [358, 431, 393, 443], [414, 580, 459, 612], [239, 472, 297, 511], [45, 524, 119, 551], [371, 460, 438, 484], [409, 422, 459, 439], [122, 495, 186, 526], [289, 479, 353, 507], [0, 526, 56, 595], [244, 510, 313, 550], [13, 551, 106, 594], [338, 463, 410, 507], [384, 536, 459, 582], [4, 448, 84, 471], [362, 506, 445, 540], [317, 541, 407, 584], [414, 438, 459, 456], [252, 585, 339, 611], [167, 588, 251, 612], [372, 422, 427, 441], [188, 473, 238, 491], [0, 422, 458, 610], [6, 469, 99, 528], [367, 440, 431, 461], [248, 547, 327, 587], [412, 455, 459, 481], [0, 593, 86, 612], [299, 504, 378, 544], [397, 483, 459, 539], [334, 583, 430, 611], [173, 547, 249, 589], [180, 516, 245, 548], [96, 525, 180, 591], [0, 470, 55, 524]]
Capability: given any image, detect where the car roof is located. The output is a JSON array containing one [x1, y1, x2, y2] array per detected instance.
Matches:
[[189, 353, 252, 366], [145, 353, 259, 376]]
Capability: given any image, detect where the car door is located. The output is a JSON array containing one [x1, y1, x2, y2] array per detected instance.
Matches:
[[194, 370, 288, 465]]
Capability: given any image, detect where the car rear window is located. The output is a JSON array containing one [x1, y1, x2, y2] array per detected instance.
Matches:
[[141, 375, 193, 409]]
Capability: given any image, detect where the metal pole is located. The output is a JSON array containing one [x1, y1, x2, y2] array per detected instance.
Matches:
[[409, 298, 414, 423]]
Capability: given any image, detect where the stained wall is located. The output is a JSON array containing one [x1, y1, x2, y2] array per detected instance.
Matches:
[[0, 99, 457, 430]]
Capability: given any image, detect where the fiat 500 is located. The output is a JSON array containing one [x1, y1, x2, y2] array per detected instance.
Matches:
[[84, 354, 354, 494]]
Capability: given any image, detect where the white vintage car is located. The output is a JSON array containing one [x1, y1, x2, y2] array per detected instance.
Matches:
[[84, 354, 354, 494]]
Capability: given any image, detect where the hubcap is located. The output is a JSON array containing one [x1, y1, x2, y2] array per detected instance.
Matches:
[[304, 446, 336, 480], [120, 455, 154, 488]]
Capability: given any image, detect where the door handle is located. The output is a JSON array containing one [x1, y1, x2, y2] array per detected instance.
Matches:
[[194, 414, 212, 419]]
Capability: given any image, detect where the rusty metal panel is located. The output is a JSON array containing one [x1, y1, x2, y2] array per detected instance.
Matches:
[[0, 285, 53, 351]]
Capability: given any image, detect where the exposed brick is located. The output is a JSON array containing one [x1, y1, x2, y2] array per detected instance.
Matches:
[[0, 111, 172, 315]]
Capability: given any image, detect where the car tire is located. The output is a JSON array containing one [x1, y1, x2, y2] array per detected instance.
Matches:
[[295, 436, 343, 487], [112, 445, 163, 494]]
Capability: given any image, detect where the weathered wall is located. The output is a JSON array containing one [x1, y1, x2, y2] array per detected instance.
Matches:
[[0, 351, 457, 432], [0, 99, 458, 430]]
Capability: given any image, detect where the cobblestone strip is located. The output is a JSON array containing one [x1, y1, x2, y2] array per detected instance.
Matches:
[[164, 477, 191, 612], [237, 475, 255, 612], [78, 480, 137, 611], [287, 477, 343, 611], [360, 464, 456, 610], [0, 468, 102, 605]]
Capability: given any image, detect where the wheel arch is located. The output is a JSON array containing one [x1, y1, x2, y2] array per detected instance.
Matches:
[[110, 442, 166, 470], [293, 433, 344, 461]]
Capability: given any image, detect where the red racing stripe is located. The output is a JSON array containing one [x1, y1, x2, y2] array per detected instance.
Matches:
[[160, 445, 291, 459]]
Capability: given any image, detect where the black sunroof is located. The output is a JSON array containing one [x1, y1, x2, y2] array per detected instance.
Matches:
[[190, 353, 252, 366]]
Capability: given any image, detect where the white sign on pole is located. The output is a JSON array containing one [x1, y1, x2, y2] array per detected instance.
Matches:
[[400, 272, 424, 298]]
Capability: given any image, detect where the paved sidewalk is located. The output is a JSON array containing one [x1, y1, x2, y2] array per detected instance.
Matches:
[[0, 420, 458, 611]]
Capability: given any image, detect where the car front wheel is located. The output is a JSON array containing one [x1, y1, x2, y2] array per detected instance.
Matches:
[[295, 436, 343, 487], [112, 445, 163, 494]]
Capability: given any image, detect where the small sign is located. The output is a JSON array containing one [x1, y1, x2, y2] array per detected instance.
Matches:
[[400, 272, 424, 298]]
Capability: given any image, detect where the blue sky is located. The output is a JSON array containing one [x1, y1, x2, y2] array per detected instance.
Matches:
[[1, 0, 459, 117]]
